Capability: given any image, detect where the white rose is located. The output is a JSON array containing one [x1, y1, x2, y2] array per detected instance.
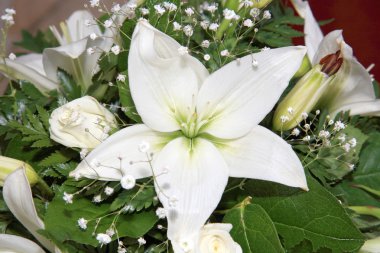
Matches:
[[49, 96, 116, 149], [199, 223, 242, 253]]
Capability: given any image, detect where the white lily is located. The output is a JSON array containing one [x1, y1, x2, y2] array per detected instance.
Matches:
[[0, 4, 132, 93], [0, 234, 45, 253], [2, 168, 61, 253], [70, 20, 307, 252], [291, 0, 380, 117], [359, 237, 380, 253]]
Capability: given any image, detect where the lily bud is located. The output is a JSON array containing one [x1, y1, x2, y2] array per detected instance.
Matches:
[[293, 55, 312, 79], [273, 51, 344, 131], [0, 156, 39, 186], [251, 0, 273, 8], [273, 65, 332, 131]]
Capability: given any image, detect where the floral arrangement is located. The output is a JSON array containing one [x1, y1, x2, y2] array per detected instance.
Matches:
[[0, 0, 379, 252]]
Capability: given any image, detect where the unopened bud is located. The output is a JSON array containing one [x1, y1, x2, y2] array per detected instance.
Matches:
[[273, 65, 333, 131], [293, 55, 312, 79], [0, 156, 39, 186], [251, 0, 273, 8]]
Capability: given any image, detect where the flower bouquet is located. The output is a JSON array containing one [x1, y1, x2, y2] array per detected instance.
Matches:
[[0, 0, 379, 252]]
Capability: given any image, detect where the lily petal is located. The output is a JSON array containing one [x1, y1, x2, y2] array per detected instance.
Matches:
[[3, 168, 57, 252], [70, 125, 169, 181], [312, 30, 344, 65], [0, 57, 58, 92], [66, 10, 101, 43], [218, 125, 308, 190], [291, 0, 324, 61], [331, 100, 380, 117], [153, 137, 229, 250], [0, 234, 45, 253], [129, 20, 209, 133], [197, 46, 307, 139]]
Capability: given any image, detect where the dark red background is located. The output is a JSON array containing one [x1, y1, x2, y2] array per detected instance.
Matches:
[[292, 0, 380, 80]]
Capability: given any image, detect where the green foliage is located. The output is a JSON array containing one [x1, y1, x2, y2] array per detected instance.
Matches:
[[247, 177, 364, 252], [224, 201, 285, 253], [14, 30, 58, 53], [43, 191, 158, 249], [57, 69, 82, 101], [110, 187, 158, 212]]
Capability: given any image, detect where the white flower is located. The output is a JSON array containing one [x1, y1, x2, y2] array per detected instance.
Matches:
[[117, 74, 126, 82], [90, 32, 97, 40], [223, 9, 237, 20], [334, 121, 345, 131], [63, 192, 73, 204], [163, 2, 177, 12], [291, 0, 380, 117], [77, 218, 88, 230], [140, 8, 149, 16], [173, 21, 182, 31], [242, 0, 253, 7], [154, 5, 165, 15], [137, 237, 146, 246], [96, 233, 111, 245], [183, 25, 194, 37], [178, 46, 189, 55], [89, 0, 99, 7], [343, 143, 351, 152], [201, 40, 210, 48], [156, 207, 167, 219], [5, 8, 16, 15], [243, 19, 254, 27], [104, 186, 114, 195], [8, 53, 16, 60], [206, 4, 218, 13], [104, 19, 113, 28], [138, 141, 150, 153], [120, 175, 136, 190], [184, 8, 194, 16], [291, 128, 300, 136], [318, 130, 330, 139], [93, 195, 102, 203], [87, 47, 95, 55], [200, 20, 210, 30], [204, 54, 211, 61], [198, 223, 242, 253], [349, 138, 357, 148], [111, 45, 121, 55], [209, 23, 219, 31], [220, 49, 229, 57], [250, 8, 260, 18], [263, 10, 272, 19], [71, 20, 308, 251], [106, 228, 115, 237], [111, 4, 121, 13], [49, 96, 116, 149]]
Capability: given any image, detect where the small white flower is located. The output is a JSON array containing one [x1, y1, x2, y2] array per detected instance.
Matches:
[[183, 25, 193, 37], [301, 112, 308, 120], [118, 247, 127, 253], [157, 224, 164, 229], [93, 195, 102, 203], [342, 143, 351, 152], [90, 33, 97, 40], [77, 218, 88, 230], [138, 141, 150, 153], [184, 8, 194, 16], [106, 228, 115, 237], [334, 121, 345, 131], [173, 21, 182, 31], [243, 19, 254, 28], [137, 237, 146, 246], [209, 23, 219, 31], [104, 19, 113, 28], [220, 49, 229, 57], [223, 9, 237, 20], [117, 74, 126, 82], [303, 135, 311, 141], [204, 54, 211, 61], [263, 10, 272, 20], [122, 204, 135, 213], [206, 4, 218, 13], [200, 20, 210, 30], [5, 8, 16, 15], [318, 130, 330, 139], [304, 124, 310, 130], [328, 119, 334, 125], [338, 134, 346, 142], [287, 107, 294, 115], [87, 47, 95, 55], [315, 109, 321, 115], [96, 233, 112, 245], [8, 53, 16, 60], [63, 192, 73, 204], [349, 138, 357, 148], [291, 128, 300, 136], [84, 19, 91, 26], [348, 164, 355, 170], [154, 5, 165, 15], [250, 8, 260, 18], [261, 46, 271, 51], [164, 2, 177, 12], [156, 207, 167, 219], [280, 115, 289, 123], [242, 0, 253, 7], [111, 3, 121, 13], [140, 8, 149, 16], [121, 175, 136, 189], [201, 40, 210, 48], [104, 186, 114, 196], [89, 0, 99, 7], [251, 58, 259, 67], [111, 45, 121, 55], [178, 46, 189, 55]]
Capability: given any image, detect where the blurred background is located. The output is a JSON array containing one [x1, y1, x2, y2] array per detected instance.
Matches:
[[0, 0, 379, 94]]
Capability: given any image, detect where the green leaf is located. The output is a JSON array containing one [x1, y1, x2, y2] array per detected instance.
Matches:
[[244, 177, 364, 253], [110, 187, 158, 212], [14, 30, 58, 53], [57, 69, 82, 100], [39, 150, 74, 167], [223, 201, 285, 253], [43, 193, 158, 247]]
